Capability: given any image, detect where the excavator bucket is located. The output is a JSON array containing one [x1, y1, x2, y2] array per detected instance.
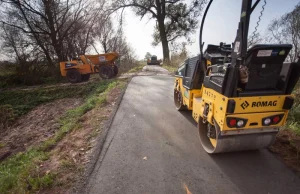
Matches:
[[85, 52, 119, 66]]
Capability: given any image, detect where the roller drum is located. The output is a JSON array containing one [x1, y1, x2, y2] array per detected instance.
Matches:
[[198, 119, 277, 154]]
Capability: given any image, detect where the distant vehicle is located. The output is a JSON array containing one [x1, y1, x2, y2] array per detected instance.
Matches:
[[147, 55, 161, 65]]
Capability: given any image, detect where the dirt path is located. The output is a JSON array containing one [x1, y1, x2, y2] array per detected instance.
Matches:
[[269, 129, 300, 176]]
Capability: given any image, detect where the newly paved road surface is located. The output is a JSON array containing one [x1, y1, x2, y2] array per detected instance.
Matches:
[[85, 75, 300, 194]]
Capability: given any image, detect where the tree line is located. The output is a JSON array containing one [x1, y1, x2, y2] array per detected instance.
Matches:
[[0, 0, 136, 85]]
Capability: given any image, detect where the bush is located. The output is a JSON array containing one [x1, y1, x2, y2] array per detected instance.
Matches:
[[286, 85, 300, 135], [0, 61, 62, 88], [0, 105, 16, 128]]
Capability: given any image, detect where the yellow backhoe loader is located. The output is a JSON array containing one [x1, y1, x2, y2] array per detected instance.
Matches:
[[60, 52, 119, 83], [174, 0, 300, 154]]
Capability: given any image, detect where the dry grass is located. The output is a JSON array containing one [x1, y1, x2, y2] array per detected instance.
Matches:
[[162, 54, 187, 74]]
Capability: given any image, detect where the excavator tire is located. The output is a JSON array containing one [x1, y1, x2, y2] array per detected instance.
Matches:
[[66, 69, 82, 83], [112, 65, 119, 76], [198, 118, 277, 154], [99, 65, 114, 79], [174, 89, 186, 111], [82, 74, 90, 82]]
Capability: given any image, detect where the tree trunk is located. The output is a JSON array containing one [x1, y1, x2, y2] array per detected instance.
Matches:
[[158, 20, 170, 64], [161, 37, 170, 64]]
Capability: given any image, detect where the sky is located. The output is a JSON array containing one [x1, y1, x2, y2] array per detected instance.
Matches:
[[120, 0, 299, 60]]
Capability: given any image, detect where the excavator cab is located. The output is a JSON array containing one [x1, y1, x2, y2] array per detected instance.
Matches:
[[173, 0, 300, 154]]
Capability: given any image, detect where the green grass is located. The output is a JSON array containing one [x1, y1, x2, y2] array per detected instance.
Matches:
[[0, 65, 17, 88], [286, 87, 300, 135], [0, 143, 5, 149], [0, 82, 110, 127], [126, 64, 145, 73], [0, 149, 50, 193], [0, 79, 124, 193], [162, 65, 177, 73]]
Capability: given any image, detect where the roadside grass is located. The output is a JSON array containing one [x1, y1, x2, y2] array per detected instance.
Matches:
[[126, 63, 145, 73], [287, 88, 300, 135], [0, 149, 50, 194], [162, 65, 177, 73], [0, 82, 107, 127], [0, 79, 124, 194], [0, 65, 17, 88]]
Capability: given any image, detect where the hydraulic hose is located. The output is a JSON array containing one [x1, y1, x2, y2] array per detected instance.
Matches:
[[199, 0, 213, 57]]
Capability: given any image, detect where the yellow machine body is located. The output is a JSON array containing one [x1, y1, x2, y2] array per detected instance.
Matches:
[[60, 55, 96, 77], [173, 51, 298, 154], [175, 78, 291, 129], [59, 52, 119, 83], [85, 52, 119, 66]]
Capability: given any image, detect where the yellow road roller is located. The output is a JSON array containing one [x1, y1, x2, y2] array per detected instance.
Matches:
[[174, 0, 300, 154]]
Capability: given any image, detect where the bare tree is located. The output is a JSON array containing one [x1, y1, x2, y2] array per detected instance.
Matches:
[[110, 0, 206, 63], [1, 23, 49, 84], [144, 52, 152, 60], [0, 0, 139, 84], [248, 32, 263, 48], [93, 18, 119, 53], [91, 10, 137, 73], [268, 3, 300, 62], [0, 0, 104, 64]]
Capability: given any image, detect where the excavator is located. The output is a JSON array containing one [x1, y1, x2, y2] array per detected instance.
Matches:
[[174, 0, 300, 154]]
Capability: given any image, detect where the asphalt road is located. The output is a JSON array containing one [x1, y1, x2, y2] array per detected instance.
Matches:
[[85, 75, 300, 194]]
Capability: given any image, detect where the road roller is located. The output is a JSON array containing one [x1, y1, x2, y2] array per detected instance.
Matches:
[[173, 0, 300, 154]]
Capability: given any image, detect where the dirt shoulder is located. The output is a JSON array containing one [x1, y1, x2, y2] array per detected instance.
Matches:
[[269, 129, 300, 176], [42, 82, 128, 194], [0, 98, 83, 161], [0, 78, 129, 194]]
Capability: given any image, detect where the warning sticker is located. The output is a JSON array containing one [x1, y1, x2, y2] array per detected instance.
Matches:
[[234, 41, 240, 52], [279, 50, 286, 55], [257, 50, 272, 57], [99, 56, 106, 61]]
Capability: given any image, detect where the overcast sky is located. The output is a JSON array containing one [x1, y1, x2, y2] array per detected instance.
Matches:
[[120, 0, 299, 60]]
